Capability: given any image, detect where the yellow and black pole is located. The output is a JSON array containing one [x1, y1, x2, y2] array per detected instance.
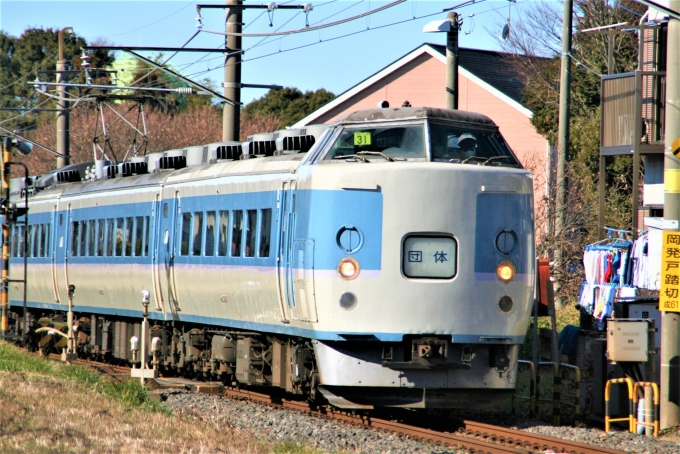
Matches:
[[1, 137, 11, 339]]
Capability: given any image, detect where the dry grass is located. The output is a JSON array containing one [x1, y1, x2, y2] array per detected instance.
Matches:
[[0, 342, 322, 454]]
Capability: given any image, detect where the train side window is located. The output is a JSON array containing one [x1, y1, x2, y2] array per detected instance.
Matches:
[[134, 216, 144, 256], [87, 220, 96, 256], [259, 209, 272, 258], [105, 219, 114, 256], [35, 225, 41, 257], [13, 226, 18, 257], [205, 211, 216, 256], [231, 210, 243, 257], [38, 225, 44, 257], [25, 225, 32, 258], [71, 222, 79, 256], [34, 225, 40, 257], [96, 219, 104, 256], [115, 218, 124, 256], [45, 224, 51, 256], [33, 225, 39, 257], [16, 225, 21, 257], [31, 225, 37, 257], [39, 224, 46, 257], [10, 226, 16, 257], [180, 213, 191, 256], [124, 217, 133, 256], [18, 226, 23, 257], [18, 226, 25, 257], [192, 212, 203, 256], [79, 220, 87, 256], [143, 216, 150, 256], [217, 211, 229, 256], [163, 203, 168, 218], [245, 209, 257, 258], [59, 213, 63, 226]]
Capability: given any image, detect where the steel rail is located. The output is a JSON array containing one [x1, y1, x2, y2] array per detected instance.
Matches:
[[222, 387, 533, 453], [464, 421, 625, 454]]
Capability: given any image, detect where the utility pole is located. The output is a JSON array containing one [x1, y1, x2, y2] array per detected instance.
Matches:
[[446, 12, 459, 110], [553, 0, 573, 310], [56, 27, 73, 169], [223, 1, 242, 142], [1, 138, 10, 339], [0, 137, 32, 341], [661, 0, 680, 430]]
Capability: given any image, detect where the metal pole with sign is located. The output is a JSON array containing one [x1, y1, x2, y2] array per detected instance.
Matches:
[[660, 0, 680, 428]]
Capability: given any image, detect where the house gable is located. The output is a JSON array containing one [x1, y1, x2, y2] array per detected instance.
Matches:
[[292, 44, 532, 128]]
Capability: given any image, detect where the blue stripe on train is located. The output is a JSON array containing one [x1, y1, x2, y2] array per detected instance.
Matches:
[[12, 189, 383, 271], [474, 193, 533, 275]]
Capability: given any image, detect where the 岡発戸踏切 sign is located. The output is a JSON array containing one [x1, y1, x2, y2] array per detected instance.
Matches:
[[660, 231, 680, 312]]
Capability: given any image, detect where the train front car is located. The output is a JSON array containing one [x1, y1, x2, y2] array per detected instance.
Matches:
[[297, 107, 535, 409]]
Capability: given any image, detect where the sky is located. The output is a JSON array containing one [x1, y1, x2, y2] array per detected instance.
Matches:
[[0, 0, 535, 105]]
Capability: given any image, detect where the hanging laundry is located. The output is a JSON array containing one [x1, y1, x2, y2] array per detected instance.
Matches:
[[593, 285, 616, 330]]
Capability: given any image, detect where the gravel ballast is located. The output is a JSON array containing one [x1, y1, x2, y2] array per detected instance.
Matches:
[[161, 390, 680, 453]]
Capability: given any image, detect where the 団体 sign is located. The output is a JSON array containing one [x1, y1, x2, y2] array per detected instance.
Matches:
[[660, 231, 680, 312]]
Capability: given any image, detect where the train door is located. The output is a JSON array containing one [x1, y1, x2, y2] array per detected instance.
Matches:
[[55, 204, 71, 306], [157, 191, 181, 316], [150, 194, 166, 313], [277, 181, 317, 323], [276, 182, 292, 322], [50, 204, 60, 304]]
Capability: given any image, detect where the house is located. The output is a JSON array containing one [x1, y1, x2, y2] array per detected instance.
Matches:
[[292, 43, 552, 206]]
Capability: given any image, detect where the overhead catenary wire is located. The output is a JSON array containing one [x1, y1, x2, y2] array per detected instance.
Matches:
[[246, 0, 363, 53], [200, 0, 404, 37]]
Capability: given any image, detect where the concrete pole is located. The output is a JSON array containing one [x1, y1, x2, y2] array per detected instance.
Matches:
[[446, 12, 459, 110], [661, 0, 680, 429], [553, 0, 573, 310], [223, 0, 242, 142], [56, 27, 72, 169]]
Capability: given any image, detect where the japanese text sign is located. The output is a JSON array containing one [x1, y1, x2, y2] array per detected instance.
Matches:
[[660, 231, 680, 312]]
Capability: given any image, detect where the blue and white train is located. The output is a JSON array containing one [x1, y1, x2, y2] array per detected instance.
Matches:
[[8, 107, 534, 409]]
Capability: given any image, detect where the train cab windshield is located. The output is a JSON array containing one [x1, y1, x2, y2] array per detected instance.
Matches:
[[429, 123, 519, 166], [323, 121, 520, 166], [325, 124, 426, 160]]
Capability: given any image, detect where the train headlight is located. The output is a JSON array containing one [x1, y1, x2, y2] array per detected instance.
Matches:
[[496, 260, 516, 283], [338, 257, 360, 280]]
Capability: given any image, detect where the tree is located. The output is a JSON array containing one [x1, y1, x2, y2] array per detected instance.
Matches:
[[492, 0, 645, 304], [0, 28, 114, 129], [242, 87, 335, 129], [15, 104, 279, 175]]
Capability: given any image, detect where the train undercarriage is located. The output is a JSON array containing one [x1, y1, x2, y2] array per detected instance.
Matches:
[[6, 308, 319, 399]]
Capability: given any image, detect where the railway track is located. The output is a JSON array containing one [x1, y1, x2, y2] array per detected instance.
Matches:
[[220, 387, 625, 454], [46, 353, 624, 454]]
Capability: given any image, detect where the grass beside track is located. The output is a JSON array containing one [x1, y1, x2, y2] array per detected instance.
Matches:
[[0, 341, 331, 454]]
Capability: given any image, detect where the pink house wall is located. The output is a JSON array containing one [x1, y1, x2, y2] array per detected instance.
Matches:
[[311, 53, 550, 204]]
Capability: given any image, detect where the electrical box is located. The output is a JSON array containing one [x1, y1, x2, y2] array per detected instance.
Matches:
[[606, 319, 649, 362]]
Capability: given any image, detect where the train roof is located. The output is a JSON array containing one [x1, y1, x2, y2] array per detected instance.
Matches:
[[333, 107, 497, 126], [19, 154, 305, 202]]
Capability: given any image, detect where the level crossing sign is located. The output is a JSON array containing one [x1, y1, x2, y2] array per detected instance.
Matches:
[[660, 231, 680, 312]]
